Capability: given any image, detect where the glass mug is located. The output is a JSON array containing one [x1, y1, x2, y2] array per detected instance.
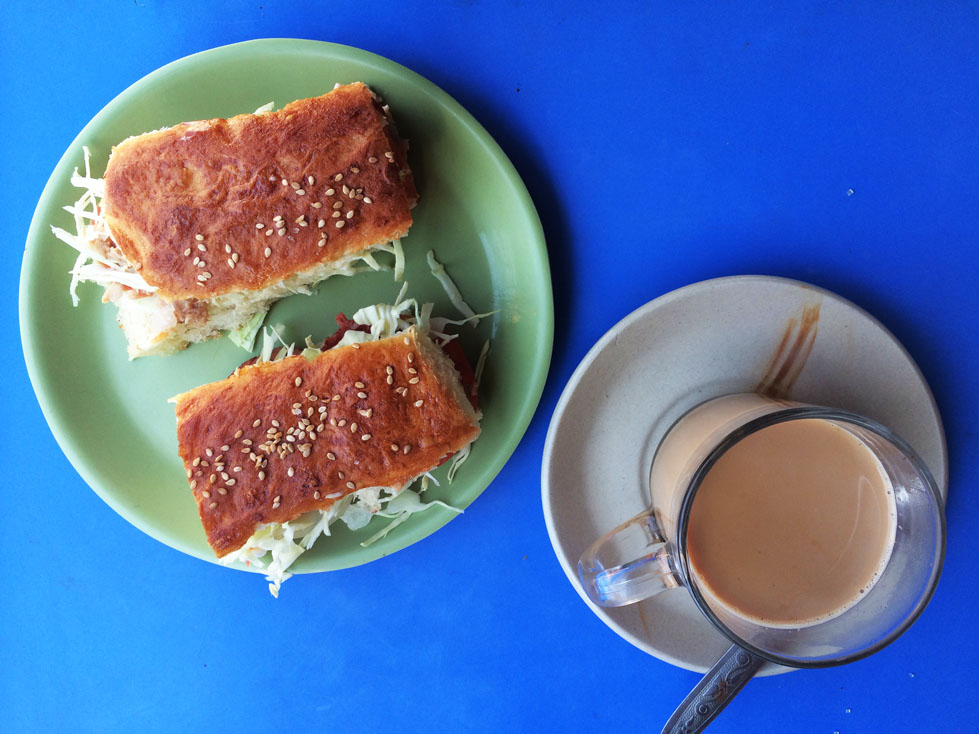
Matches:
[[578, 394, 946, 732]]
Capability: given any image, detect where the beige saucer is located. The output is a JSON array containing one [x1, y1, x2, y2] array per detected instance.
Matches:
[[541, 275, 947, 675]]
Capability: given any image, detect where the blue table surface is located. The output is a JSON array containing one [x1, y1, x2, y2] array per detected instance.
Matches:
[[3, 2, 977, 732]]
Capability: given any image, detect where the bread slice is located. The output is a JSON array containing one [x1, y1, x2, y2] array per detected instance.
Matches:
[[172, 327, 480, 557]]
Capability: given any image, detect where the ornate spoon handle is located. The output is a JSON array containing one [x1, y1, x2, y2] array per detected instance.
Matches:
[[661, 645, 764, 734]]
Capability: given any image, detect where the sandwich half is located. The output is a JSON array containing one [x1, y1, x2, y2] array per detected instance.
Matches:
[[53, 82, 417, 358], [172, 298, 482, 595]]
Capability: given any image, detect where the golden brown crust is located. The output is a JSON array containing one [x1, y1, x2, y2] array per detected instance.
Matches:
[[103, 83, 416, 302], [173, 328, 480, 557]]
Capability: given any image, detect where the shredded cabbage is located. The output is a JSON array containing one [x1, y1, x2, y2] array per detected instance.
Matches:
[[427, 250, 479, 326], [226, 310, 267, 351]]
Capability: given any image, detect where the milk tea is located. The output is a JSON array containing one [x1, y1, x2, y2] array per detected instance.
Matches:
[[651, 395, 896, 629], [687, 417, 896, 627]]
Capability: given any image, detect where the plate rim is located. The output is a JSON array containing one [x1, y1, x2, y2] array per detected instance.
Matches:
[[540, 274, 947, 673], [20, 38, 554, 572]]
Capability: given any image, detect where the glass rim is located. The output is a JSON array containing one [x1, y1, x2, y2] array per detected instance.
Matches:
[[674, 405, 947, 669]]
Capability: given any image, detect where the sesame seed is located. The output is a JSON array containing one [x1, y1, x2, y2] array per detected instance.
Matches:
[[318, 406, 327, 414], [334, 173, 343, 182], [281, 179, 289, 187], [336, 221, 346, 229], [266, 229, 273, 237], [391, 444, 399, 452], [332, 394, 341, 401], [191, 480, 198, 489], [361, 434, 371, 441], [202, 271, 211, 279], [369, 156, 378, 163], [350, 423, 358, 433], [291, 181, 300, 189], [227, 258, 236, 268], [317, 239, 326, 247], [295, 215, 305, 224], [414, 400, 424, 407], [330, 418, 337, 426], [409, 377, 420, 384], [234, 466, 242, 473], [357, 391, 368, 399], [358, 409, 372, 417], [338, 419, 346, 427], [333, 201, 343, 210], [308, 176, 315, 185], [198, 244, 206, 252], [386, 365, 394, 375], [342, 184, 350, 195], [232, 253, 239, 263], [408, 368, 418, 374], [209, 502, 218, 509], [346, 210, 354, 220], [354, 381, 365, 389], [288, 468, 294, 477], [338, 471, 345, 479], [206, 448, 213, 457], [264, 247, 272, 258], [196, 234, 204, 241], [253, 419, 262, 427], [273, 215, 282, 222], [346, 481, 355, 489], [256, 223, 265, 229], [386, 375, 393, 385], [403, 445, 412, 454], [407, 353, 414, 363], [218, 487, 228, 494], [259, 471, 266, 480], [296, 189, 305, 196], [364, 196, 373, 204], [272, 502, 280, 510], [332, 211, 341, 218], [271, 420, 280, 427], [184, 247, 192, 256], [404, 337, 411, 346], [193, 256, 201, 265], [326, 188, 336, 196], [295, 377, 302, 387], [318, 219, 325, 228], [234, 430, 243, 439], [327, 452, 336, 461], [221, 444, 230, 452], [277, 228, 286, 236], [192, 457, 201, 467], [225, 244, 232, 254], [312, 202, 323, 209], [352, 343, 360, 350], [314, 491, 321, 500]]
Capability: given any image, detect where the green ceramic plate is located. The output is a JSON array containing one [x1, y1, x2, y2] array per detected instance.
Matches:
[[20, 40, 552, 573]]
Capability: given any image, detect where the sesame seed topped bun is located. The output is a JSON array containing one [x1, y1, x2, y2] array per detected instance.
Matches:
[[173, 326, 480, 559], [104, 82, 416, 302]]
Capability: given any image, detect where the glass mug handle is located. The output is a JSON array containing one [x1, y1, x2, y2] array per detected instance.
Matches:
[[578, 509, 681, 607]]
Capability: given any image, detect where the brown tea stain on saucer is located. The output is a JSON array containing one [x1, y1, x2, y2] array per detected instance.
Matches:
[[756, 298, 822, 399]]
